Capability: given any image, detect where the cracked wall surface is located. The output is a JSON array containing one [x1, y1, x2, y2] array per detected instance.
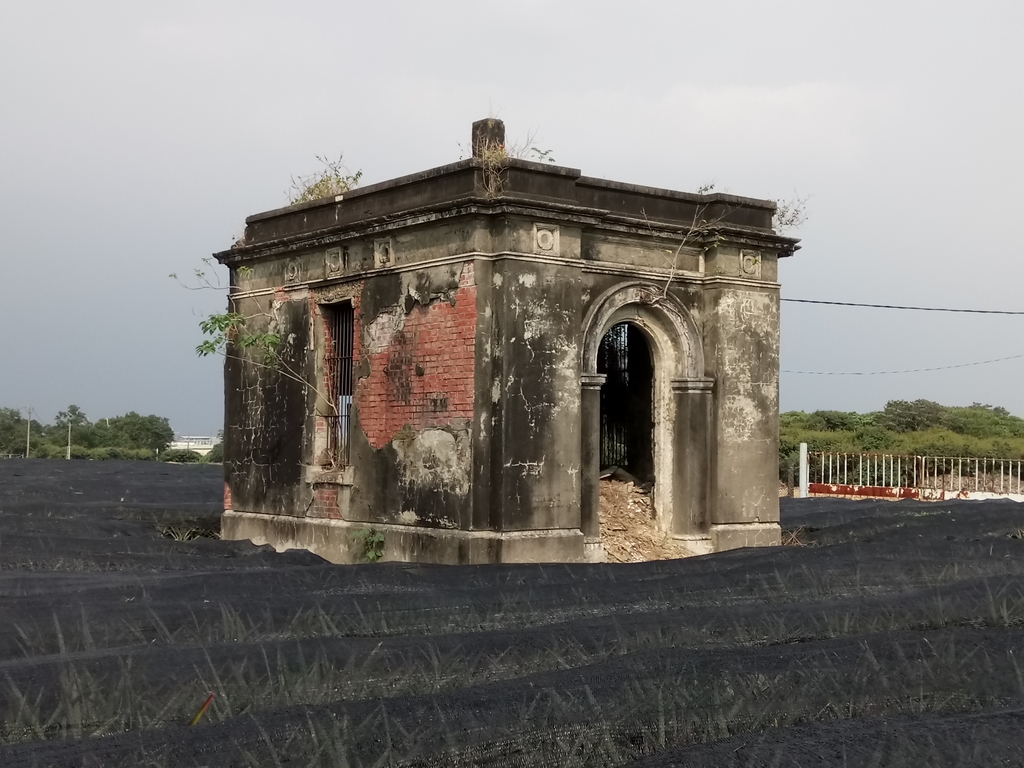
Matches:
[[489, 257, 583, 532], [344, 260, 478, 534], [224, 293, 313, 517], [217, 161, 791, 564], [357, 262, 476, 450], [704, 283, 781, 527]]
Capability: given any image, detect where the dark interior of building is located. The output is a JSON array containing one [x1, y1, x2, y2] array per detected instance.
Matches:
[[597, 322, 654, 483]]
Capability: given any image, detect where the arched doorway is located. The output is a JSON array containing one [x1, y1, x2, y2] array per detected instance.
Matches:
[[597, 322, 654, 483], [579, 282, 714, 561]]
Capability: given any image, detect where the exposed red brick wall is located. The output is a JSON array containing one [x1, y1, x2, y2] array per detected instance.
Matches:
[[309, 485, 342, 519], [357, 262, 477, 449], [223, 482, 233, 511]]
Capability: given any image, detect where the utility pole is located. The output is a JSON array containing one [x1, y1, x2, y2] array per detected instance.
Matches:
[[24, 407, 31, 458], [66, 421, 72, 460]]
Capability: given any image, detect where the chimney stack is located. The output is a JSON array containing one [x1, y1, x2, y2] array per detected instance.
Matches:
[[471, 118, 505, 158]]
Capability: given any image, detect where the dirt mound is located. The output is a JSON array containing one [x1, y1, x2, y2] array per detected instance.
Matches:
[[599, 477, 691, 562]]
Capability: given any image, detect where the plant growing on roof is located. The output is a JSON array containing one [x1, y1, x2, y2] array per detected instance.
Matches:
[[642, 182, 808, 302], [773, 192, 809, 233], [471, 120, 556, 198], [175, 175, 365, 423], [175, 154, 363, 368], [286, 154, 363, 205]]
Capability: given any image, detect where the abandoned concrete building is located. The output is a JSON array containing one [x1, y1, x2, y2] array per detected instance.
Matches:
[[215, 119, 799, 564]]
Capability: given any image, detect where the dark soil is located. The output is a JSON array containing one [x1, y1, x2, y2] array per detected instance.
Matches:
[[3, 459, 1024, 766]]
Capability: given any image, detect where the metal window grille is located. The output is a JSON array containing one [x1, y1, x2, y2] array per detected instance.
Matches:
[[324, 302, 354, 465]]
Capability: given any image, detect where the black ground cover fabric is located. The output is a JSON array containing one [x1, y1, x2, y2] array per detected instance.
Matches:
[[3, 461, 1024, 766]]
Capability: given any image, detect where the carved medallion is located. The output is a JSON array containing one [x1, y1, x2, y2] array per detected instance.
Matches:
[[325, 247, 343, 277], [284, 258, 301, 284], [533, 224, 559, 255], [374, 238, 393, 269], [740, 250, 762, 278]]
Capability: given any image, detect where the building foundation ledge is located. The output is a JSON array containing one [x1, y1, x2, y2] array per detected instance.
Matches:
[[709, 522, 781, 551], [670, 533, 715, 556], [221, 510, 585, 565]]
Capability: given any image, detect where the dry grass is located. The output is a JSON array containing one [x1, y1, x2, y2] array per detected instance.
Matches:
[[160, 523, 219, 542], [781, 526, 811, 547]]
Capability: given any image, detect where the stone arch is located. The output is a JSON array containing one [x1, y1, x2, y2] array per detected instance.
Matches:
[[581, 281, 704, 379], [579, 281, 711, 560]]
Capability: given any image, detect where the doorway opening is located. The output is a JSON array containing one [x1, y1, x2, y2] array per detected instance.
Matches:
[[597, 322, 654, 483]]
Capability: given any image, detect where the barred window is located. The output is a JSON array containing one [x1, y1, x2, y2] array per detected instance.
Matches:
[[324, 302, 354, 465]]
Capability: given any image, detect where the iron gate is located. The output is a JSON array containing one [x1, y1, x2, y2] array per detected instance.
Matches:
[[598, 322, 653, 474]]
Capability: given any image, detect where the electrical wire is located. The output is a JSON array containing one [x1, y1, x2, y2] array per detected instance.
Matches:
[[782, 298, 1024, 315], [781, 297, 1024, 373], [783, 352, 1024, 376]]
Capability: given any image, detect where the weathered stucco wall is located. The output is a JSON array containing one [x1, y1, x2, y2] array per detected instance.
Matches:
[[488, 256, 584, 533], [224, 290, 314, 518], [217, 140, 796, 564], [224, 255, 482, 549], [703, 280, 782, 549]]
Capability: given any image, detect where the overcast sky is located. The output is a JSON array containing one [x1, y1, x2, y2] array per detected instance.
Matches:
[[1, 1, 1022, 435]]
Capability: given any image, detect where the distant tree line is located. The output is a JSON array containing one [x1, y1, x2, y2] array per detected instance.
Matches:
[[0, 406, 221, 463], [781, 400, 1024, 476]]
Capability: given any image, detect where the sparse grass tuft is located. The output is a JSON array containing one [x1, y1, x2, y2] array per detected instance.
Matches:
[[287, 155, 362, 205], [161, 523, 219, 541], [781, 526, 812, 547]]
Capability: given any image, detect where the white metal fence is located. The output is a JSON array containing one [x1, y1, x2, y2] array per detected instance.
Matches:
[[802, 447, 1024, 500]]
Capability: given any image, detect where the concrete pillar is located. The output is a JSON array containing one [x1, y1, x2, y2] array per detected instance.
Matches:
[[799, 442, 809, 498], [701, 282, 781, 550], [580, 373, 606, 561], [671, 378, 714, 536]]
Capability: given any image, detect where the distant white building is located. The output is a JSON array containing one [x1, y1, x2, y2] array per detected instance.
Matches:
[[169, 436, 216, 456]]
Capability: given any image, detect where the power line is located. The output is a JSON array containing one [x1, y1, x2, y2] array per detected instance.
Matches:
[[782, 298, 1024, 315], [783, 352, 1024, 376]]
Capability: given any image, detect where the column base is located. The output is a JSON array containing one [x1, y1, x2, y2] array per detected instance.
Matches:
[[709, 522, 781, 551], [583, 537, 607, 563], [670, 534, 714, 556]]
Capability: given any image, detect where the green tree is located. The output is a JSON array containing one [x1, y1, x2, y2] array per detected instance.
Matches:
[[51, 405, 97, 448], [0, 408, 28, 455], [940, 403, 1024, 439], [54, 405, 89, 429], [779, 400, 1024, 479], [878, 399, 944, 433], [809, 410, 867, 432], [107, 412, 174, 452], [855, 425, 897, 451], [202, 442, 224, 463], [162, 448, 202, 463]]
